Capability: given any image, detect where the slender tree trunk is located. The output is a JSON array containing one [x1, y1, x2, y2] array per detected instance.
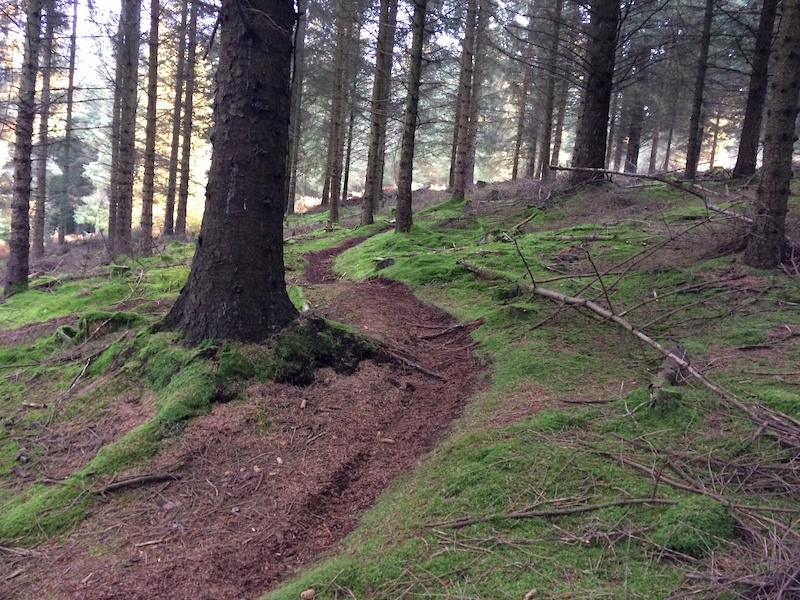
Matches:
[[5, 0, 44, 296], [60, 0, 78, 244], [451, 0, 477, 199], [605, 91, 619, 169], [732, 0, 778, 178], [511, 56, 533, 180], [524, 115, 540, 178], [551, 80, 568, 168], [463, 0, 488, 187], [395, 0, 427, 233], [328, 12, 358, 225], [175, 0, 198, 237], [361, 0, 398, 224], [662, 85, 678, 172], [286, 0, 307, 214], [611, 94, 627, 171], [684, 0, 714, 179], [164, 0, 298, 344], [32, 0, 54, 259], [108, 18, 124, 247], [743, 0, 800, 268], [570, 0, 620, 183], [140, 0, 159, 253], [113, 0, 141, 253], [624, 91, 645, 173], [538, 0, 563, 180], [708, 111, 720, 169], [648, 94, 662, 174], [163, 0, 188, 235]]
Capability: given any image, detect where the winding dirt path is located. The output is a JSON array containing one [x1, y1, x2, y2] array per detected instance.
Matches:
[[2, 237, 486, 599]]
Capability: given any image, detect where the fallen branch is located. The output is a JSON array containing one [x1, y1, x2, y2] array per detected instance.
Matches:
[[459, 261, 800, 447], [433, 497, 675, 529], [378, 347, 447, 381], [94, 473, 182, 495]]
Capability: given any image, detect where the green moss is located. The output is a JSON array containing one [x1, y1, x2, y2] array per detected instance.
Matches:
[[756, 389, 800, 416], [651, 496, 734, 557]]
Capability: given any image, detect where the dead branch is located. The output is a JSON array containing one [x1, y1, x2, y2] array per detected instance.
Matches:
[[459, 260, 800, 449], [434, 497, 675, 529], [94, 473, 182, 495]]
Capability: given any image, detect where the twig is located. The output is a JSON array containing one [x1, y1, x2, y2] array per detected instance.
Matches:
[[94, 473, 182, 495], [432, 497, 675, 529]]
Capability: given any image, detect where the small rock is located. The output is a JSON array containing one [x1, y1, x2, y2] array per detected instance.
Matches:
[[300, 589, 316, 600], [15, 447, 29, 463]]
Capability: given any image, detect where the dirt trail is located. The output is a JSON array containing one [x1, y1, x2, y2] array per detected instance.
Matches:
[[2, 237, 486, 600]]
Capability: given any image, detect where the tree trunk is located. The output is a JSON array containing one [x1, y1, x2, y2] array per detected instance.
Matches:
[[743, 0, 800, 268], [163, 0, 188, 235], [32, 0, 54, 259], [624, 90, 645, 173], [648, 92, 662, 174], [732, 0, 778, 178], [684, 0, 714, 180], [329, 15, 360, 225], [708, 111, 720, 169], [570, 0, 620, 183], [286, 0, 308, 215], [451, 0, 477, 199], [511, 53, 533, 181], [605, 91, 619, 169], [107, 18, 124, 247], [524, 113, 540, 179], [551, 80, 568, 168], [113, 0, 141, 253], [140, 0, 159, 253], [164, 0, 298, 344], [463, 0, 488, 187], [361, 0, 399, 224], [59, 0, 78, 245], [538, 0, 563, 180], [5, 0, 44, 296], [175, 0, 198, 237], [395, 0, 427, 233]]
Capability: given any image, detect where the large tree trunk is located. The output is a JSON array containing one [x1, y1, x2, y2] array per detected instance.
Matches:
[[684, 0, 714, 180], [743, 0, 800, 268], [112, 0, 141, 254], [163, 0, 188, 235], [175, 0, 198, 238], [32, 0, 54, 259], [59, 0, 78, 245], [286, 0, 307, 215], [451, 0, 477, 199], [164, 0, 298, 344], [732, 0, 778, 178], [361, 0, 399, 224], [550, 80, 568, 168], [395, 0, 428, 233], [5, 0, 44, 296], [570, 0, 619, 183], [140, 0, 160, 253]]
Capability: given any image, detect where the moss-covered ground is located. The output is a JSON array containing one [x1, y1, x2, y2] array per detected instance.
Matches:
[[2, 182, 800, 599]]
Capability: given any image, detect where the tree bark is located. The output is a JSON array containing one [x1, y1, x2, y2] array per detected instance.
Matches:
[[743, 0, 800, 268], [59, 0, 78, 245], [286, 0, 307, 214], [451, 0, 477, 199], [32, 0, 54, 259], [550, 80, 568, 168], [5, 0, 44, 296], [163, 0, 189, 235], [395, 0, 427, 233], [140, 0, 160, 253], [570, 0, 620, 183], [538, 0, 563, 180], [684, 0, 714, 180], [175, 0, 198, 237], [112, 0, 141, 254], [361, 0, 398, 224], [164, 0, 298, 344], [624, 89, 646, 173], [107, 18, 124, 247], [463, 0, 488, 187], [732, 0, 778, 178]]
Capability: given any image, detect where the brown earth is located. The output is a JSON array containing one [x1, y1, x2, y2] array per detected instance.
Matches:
[[0, 236, 487, 600]]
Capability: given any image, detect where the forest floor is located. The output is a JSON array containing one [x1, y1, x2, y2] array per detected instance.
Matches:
[[0, 233, 489, 599], [3, 177, 800, 600]]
